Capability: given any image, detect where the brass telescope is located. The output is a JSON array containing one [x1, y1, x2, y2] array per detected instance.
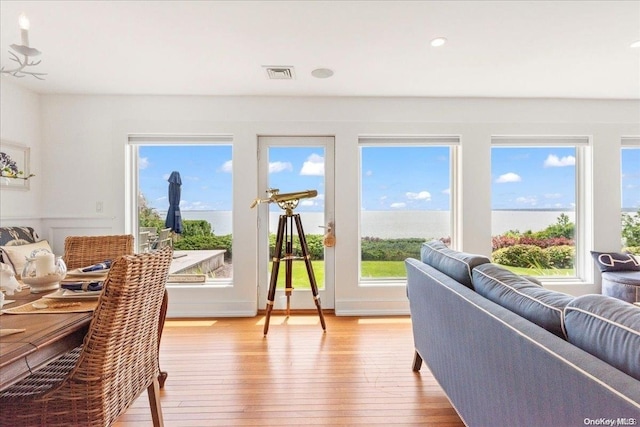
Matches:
[[251, 187, 326, 335], [250, 188, 317, 213]]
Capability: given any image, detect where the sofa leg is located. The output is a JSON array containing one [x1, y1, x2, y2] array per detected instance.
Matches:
[[412, 350, 423, 372]]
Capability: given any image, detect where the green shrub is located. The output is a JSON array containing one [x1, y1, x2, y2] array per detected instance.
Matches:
[[269, 233, 325, 260], [492, 244, 549, 268], [543, 245, 574, 269], [622, 209, 640, 247], [360, 237, 423, 261], [181, 220, 213, 236], [173, 234, 232, 260], [533, 213, 574, 239], [623, 246, 640, 256]]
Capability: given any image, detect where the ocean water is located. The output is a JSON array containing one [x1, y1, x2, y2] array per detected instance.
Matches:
[[159, 210, 581, 238]]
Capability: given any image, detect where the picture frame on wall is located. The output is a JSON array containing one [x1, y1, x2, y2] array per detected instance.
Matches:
[[0, 141, 32, 191]]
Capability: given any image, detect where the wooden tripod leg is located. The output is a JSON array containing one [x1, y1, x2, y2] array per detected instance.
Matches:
[[294, 214, 327, 331], [285, 215, 294, 317], [264, 215, 287, 336]]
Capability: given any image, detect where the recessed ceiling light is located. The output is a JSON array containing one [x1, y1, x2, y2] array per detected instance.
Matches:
[[430, 37, 447, 47], [631, 40, 640, 48], [311, 68, 334, 79]]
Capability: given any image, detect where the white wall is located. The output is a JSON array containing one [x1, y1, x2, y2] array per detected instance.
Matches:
[[5, 91, 640, 316], [0, 79, 42, 232]]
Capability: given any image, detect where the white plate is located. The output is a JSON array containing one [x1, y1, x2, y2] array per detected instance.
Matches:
[[66, 268, 110, 277], [42, 289, 101, 300]]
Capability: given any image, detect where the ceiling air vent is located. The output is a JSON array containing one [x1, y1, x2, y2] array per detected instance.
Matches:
[[263, 66, 296, 80]]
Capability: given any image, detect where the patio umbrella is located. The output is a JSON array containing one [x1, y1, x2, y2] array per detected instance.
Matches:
[[165, 171, 183, 234]]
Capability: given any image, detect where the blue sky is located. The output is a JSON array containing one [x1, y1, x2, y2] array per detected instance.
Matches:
[[491, 147, 576, 210], [138, 145, 640, 212]]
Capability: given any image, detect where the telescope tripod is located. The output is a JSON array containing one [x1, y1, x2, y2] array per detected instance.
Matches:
[[263, 211, 327, 336]]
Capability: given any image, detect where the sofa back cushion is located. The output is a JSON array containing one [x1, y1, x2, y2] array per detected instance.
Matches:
[[420, 240, 490, 289], [472, 263, 573, 338], [564, 294, 640, 381]]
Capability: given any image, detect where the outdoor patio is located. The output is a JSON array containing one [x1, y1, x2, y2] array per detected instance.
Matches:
[[169, 250, 226, 275]]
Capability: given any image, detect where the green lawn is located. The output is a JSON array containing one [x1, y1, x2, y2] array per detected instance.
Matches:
[[271, 260, 407, 290], [361, 261, 406, 278], [272, 261, 325, 290]]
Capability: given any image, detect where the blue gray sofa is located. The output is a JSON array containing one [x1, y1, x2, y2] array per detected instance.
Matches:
[[406, 240, 640, 427]]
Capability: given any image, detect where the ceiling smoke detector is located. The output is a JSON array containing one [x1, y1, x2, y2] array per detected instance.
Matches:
[[263, 66, 296, 80]]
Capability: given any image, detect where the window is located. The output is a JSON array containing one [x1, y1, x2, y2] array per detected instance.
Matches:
[[129, 136, 233, 283], [359, 137, 458, 281], [621, 138, 640, 252], [491, 136, 590, 279]]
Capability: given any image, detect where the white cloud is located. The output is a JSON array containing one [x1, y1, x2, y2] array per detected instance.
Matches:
[[366, 170, 373, 177], [544, 154, 575, 167], [300, 199, 316, 207], [442, 188, 451, 195], [300, 153, 324, 176], [155, 196, 167, 202], [179, 200, 212, 210], [139, 157, 150, 170], [390, 202, 406, 208], [406, 191, 431, 201], [220, 160, 232, 173], [516, 196, 537, 206], [496, 172, 522, 183], [269, 161, 293, 173], [544, 193, 562, 199]]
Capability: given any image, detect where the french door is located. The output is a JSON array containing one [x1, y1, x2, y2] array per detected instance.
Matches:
[[257, 136, 335, 310]]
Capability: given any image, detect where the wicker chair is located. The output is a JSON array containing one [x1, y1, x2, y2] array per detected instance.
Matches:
[[62, 234, 134, 269], [0, 246, 173, 427], [62, 234, 169, 387]]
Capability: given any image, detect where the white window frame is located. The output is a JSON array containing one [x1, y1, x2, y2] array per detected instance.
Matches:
[[127, 134, 234, 286], [621, 136, 640, 249], [358, 135, 460, 286], [491, 135, 593, 284]]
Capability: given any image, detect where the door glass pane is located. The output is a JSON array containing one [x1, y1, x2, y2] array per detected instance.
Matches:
[[268, 147, 325, 290], [360, 146, 452, 280], [491, 146, 576, 277], [137, 145, 233, 280], [621, 147, 640, 252]]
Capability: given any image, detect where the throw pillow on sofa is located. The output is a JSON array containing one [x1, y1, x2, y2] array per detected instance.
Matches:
[[590, 251, 640, 272], [0, 240, 53, 279], [564, 294, 640, 381], [420, 240, 490, 289], [472, 263, 573, 338]]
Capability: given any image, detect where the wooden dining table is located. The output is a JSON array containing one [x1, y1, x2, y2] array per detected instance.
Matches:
[[0, 287, 93, 391]]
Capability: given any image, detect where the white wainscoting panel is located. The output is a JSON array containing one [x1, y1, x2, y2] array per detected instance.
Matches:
[[41, 216, 119, 255]]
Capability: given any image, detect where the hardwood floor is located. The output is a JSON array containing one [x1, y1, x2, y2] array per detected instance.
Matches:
[[114, 314, 464, 426]]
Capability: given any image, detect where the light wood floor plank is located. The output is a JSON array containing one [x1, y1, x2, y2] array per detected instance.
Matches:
[[114, 314, 464, 426]]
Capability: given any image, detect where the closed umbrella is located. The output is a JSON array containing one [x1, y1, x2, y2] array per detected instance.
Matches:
[[165, 171, 183, 234]]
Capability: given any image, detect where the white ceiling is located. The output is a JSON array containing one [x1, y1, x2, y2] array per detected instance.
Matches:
[[1, 0, 639, 99]]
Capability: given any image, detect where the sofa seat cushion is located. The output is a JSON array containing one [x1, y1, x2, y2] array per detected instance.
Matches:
[[564, 294, 640, 381], [472, 263, 573, 338], [420, 240, 490, 289]]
